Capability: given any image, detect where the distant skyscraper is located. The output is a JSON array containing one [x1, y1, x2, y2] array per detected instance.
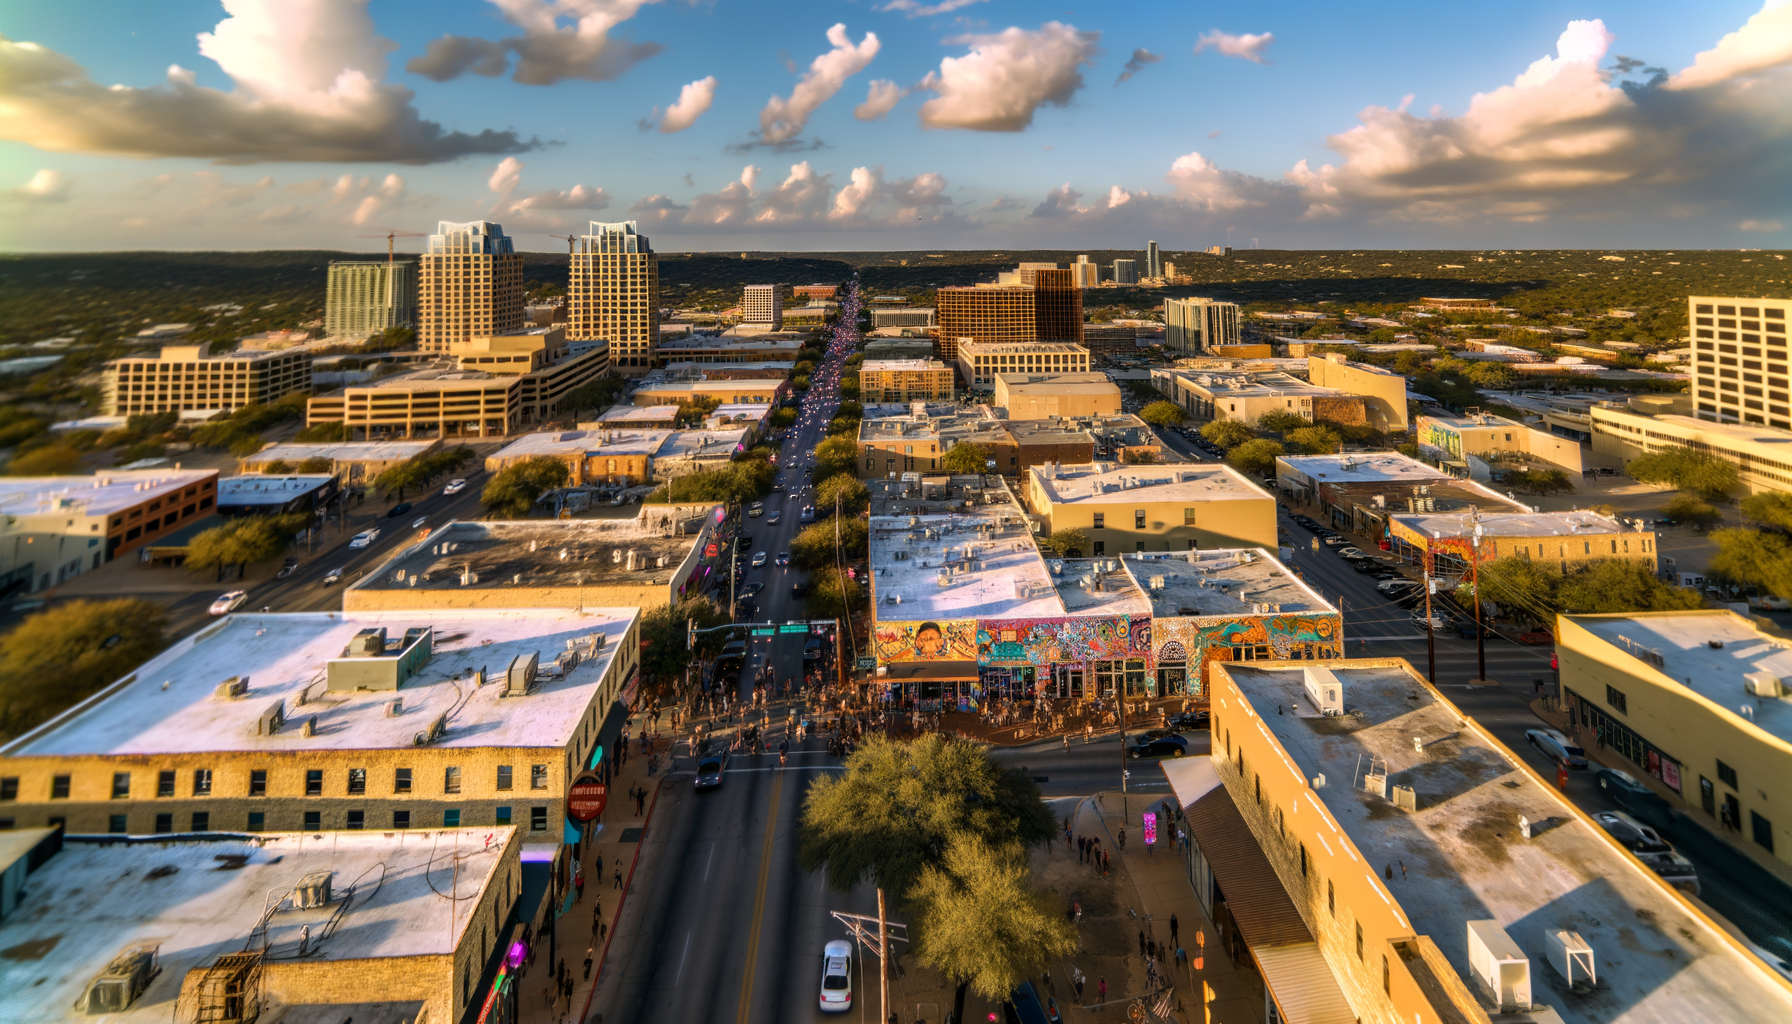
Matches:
[[1070, 255, 1099, 288], [1164, 296, 1241, 354], [936, 286, 1035, 363], [1146, 241, 1161, 279], [1031, 268, 1084, 344], [326, 260, 415, 341], [570, 220, 660, 375], [418, 221, 524, 352], [742, 284, 784, 329], [1113, 259, 1138, 286]]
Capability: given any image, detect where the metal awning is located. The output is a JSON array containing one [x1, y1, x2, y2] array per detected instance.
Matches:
[[881, 660, 979, 682]]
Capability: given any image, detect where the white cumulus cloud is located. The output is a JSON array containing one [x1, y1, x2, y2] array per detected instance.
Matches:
[[918, 22, 1100, 132], [654, 76, 717, 133], [758, 24, 880, 146], [879, 0, 985, 17], [15, 168, 70, 201], [1194, 30, 1275, 64], [1668, 0, 1792, 90], [489, 157, 526, 196], [512, 184, 612, 212], [408, 0, 664, 85], [1029, 182, 1086, 217], [831, 166, 951, 221], [0, 0, 535, 163], [855, 80, 908, 121]]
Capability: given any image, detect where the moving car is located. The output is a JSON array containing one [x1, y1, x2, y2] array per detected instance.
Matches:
[[411, 515, 429, 529], [1412, 610, 1451, 629], [1004, 980, 1052, 1024], [322, 567, 345, 586], [748, 502, 764, 517], [767, 511, 781, 524], [208, 590, 249, 616], [751, 551, 768, 567], [800, 506, 816, 523], [1171, 709, 1211, 730], [349, 528, 380, 548], [775, 552, 791, 566], [1525, 727, 1588, 769], [1592, 810, 1700, 895], [1128, 734, 1189, 759], [694, 753, 727, 790], [792, 580, 809, 598], [819, 940, 853, 1013], [442, 479, 467, 495], [276, 556, 299, 580], [387, 502, 412, 518], [804, 637, 822, 661], [739, 582, 765, 599]]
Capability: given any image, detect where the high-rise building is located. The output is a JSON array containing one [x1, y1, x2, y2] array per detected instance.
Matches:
[[417, 221, 524, 352], [1688, 295, 1790, 427], [570, 220, 661, 376], [1031, 268, 1084, 344], [1112, 259, 1138, 286], [935, 285, 1035, 363], [1070, 255, 1099, 288], [742, 284, 784, 329], [1164, 296, 1241, 354], [100, 343, 312, 416], [325, 260, 416, 341], [1145, 241, 1161, 279]]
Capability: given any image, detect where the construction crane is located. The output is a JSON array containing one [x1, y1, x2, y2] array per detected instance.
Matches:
[[357, 229, 425, 264], [546, 233, 579, 255]]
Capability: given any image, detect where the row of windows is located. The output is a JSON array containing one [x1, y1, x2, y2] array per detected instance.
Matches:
[[0, 805, 556, 835], [1693, 303, 1787, 319], [0, 763, 553, 801]]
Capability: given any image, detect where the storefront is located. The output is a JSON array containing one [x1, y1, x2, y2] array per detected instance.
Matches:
[[975, 615, 1152, 702], [1152, 613, 1342, 700], [1566, 686, 1684, 795]]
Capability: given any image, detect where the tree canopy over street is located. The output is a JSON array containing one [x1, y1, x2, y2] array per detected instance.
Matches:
[[185, 512, 311, 577], [1138, 400, 1185, 428], [1626, 445, 1739, 500], [482, 456, 570, 518]]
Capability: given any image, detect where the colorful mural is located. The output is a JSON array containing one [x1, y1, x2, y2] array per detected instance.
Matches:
[[874, 619, 978, 663], [1152, 612, 1343, 695], [975, 616, 1149, 666]]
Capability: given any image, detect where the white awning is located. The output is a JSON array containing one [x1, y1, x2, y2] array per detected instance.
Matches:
[[1160, 754, 1221, 810], [1253, 943, 1357, 1024]]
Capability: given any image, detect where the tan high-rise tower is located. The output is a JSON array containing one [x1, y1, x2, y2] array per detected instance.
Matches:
[[417, 221, 524, 352], [570, 221, 660, 375]]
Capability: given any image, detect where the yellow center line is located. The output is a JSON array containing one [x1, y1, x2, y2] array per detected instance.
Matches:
[[736, 770, 784, 1024]]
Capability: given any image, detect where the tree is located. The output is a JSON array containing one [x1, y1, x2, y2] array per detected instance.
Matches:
[[815, 473, 870, 515], [1254, 410, 1308, 434], [1627, 445, 1738, 500], [805, 565, 866, 619], [1227, 438, 1285, 476], [297, 456, 334, 474], [295, 422, 351, 443], [840, 376, 860, 401], [638, 597, 732, 685], [1123, 449, 1160, 464], [185, 513, 309, 579], [1199, 419, 1257, 451], [1556, 559, 1704, 615], [793, 375, 811, 391], [1464, 361, 1516, 390], [1039, 528, 1087, 558], [674, 395, 722, 427], [262, 459, 293, 474], [561, 375, 627, 414], [1139, 400, 1186, 428], [1286, 426, 1342, 455], [1742, 492, 1792, 531], [1471, 555, 1563, 626], [7, 445, 83, 475], [792, 516, 869, 571], [909, 835, 1080, 1024], [812, 435, 859, 483], [482, 457, 570, 518], [941, 442, 990, 475], [0, 599, 168, 738], [1661, 493, 1721, 529], [770, 407, 798, 429], [1507, 468, 1573, 495], [1712, 528, 1792, 600]]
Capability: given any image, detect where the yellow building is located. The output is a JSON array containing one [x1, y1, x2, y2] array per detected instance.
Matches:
[[100, 343, 312, 416], [569, 220, 660, 375], [957, 341, 1091, 389], [629, 377, 786, 406], [1417, 409, 1585, 474], [417, 220, 525, 353], [859, 358, 955, 403], [1307, 354, 1410, 432], [1388, 509, 1658, 575], [1687, 295, 1790, 427], [1025, 462, 1276, 555], [1593, 404, 1792, 495], [992, 372, 1121, 419], [1557, 610, 1792, 871]]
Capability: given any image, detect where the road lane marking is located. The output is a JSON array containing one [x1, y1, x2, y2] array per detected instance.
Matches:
[[677, 929, 692, 984], [735, 770, 784, 1024], [704, 840, 715, 883]]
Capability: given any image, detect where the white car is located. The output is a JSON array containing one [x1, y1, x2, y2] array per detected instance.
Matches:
[[349, 528, 380, 548], [411, 515, 429, 529], [751, 551, 768, 567], [208, 590, 248, 616], [442, 478, 467, 495], [819, 940, 853, 1013]]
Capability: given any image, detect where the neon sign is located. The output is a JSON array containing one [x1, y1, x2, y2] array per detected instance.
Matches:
[[1142, 811, 1157, 846]]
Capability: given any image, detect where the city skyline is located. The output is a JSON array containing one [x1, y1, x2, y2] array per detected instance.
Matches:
[[0, 0, 1788, 251]]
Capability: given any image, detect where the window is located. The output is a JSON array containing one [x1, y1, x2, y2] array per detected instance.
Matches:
[[497, 766, 514, 791], [112, 772, 131, 799], [1383, 954, 1391, 995], [531, 765, 549, 790], [445, 809, 462, 827], [250, 770, 268, 796], [1605, 684, 1628, 715], [346, 809, 364, 830], [348, 768, 366, 795], [1327, 880, 1335, 916], [109, 814, 129, 834], [395, 768, 413, 794], [191, 812, 210, 832], [193, 769, 212, 796], [445, 767, 462, 794], [157, 771, 176, 797], [305, 770, 324, 796], [497, 806, 513, 826], [51, 775, 70, 800], [1718, 760, 1738, 789], [394, 810, 412, 829], [1092, 513, 1105, 529], [531, 806, 549, 831], [154, 813, 173, 834], [1754, 811, 1775, 852], [1299, 843, 1308, 876], [0, 777, 15, 801], [1135, 510, 1147, 529], [298, 811, 319, 831], [1356, 921, 1364, 960], [1093, 541, 1106, 556], [1183, 508, 1196, 526]]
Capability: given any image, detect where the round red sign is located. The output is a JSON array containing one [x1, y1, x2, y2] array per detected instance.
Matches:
[[568, 773, 607, 822]]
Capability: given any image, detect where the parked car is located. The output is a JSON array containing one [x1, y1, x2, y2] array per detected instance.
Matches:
[[411, 515, 429, 529], [276, 556, 299, 579], [1353, 559, 1385, 574], [1525, 727, 1588, 769], [1322, 535, 1348, 547], [208, 590, 248, 616], [442, 479, 467, 495], [1518, 629, 1554, 645], [1170, 709, 1212, 730], [387, 502, 411, 518], [1749, 592, 1792, 611], [1337, 547, 1367, 560], [1594, 766, 1670, 826], [322, 567, 344, 586], [349, 528, 380, 548], [1128, 734, 1189, 759], [818, 939, 853, 1013], [1592, 810, 1700, 895], [1378, 578, 1421, 594], [694, 753, 728, 790]]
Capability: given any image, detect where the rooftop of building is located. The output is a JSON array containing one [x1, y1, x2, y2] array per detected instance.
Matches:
[[1029, 462, 1271, 507], [216, 474, 334, 503], [859, 406, 1012, 445], [656, 429, 748, 459], [593, 404, 681, 424], [0, 828, 512, 1024], [489, 428, 672, 459], [631, 378, 783, 394], [996, 372, 1111, 386], [996, 376, 1122, 397], [1124, 548, 1331, 618], [643, 361, 796, 376], [1051, 556, 1151, 615], [867, 475, 1060, 621], [861, 359, 949, 372], [1393, 508, 1633, 540], [0, 469, 217, 519], [1276, 452, 1452, 483], [1567, 611, 1792, 745], [1002, 419, 1096, 445], [241, 441, 438, 464], [354, 514, 715, 596], [1419, 409, 1527, 430], [1220, 659, 1792, 1024], [655, 334, 804, 352], [1598, 410, 1792, 449], [707, 403, 771, 423], [957, 341, 1090, 354], [1174, 370, 1340, 397], [325, 366, 513, 392]]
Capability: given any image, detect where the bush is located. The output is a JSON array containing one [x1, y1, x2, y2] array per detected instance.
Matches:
[[298, 456, 334, 473], [261, 459, 293, 474], [115, 441, 167, 464], [1506, 468, 1574, 495], [482, 457, 571, 518], [295, 422, 351, 443], [1227, 439, 1285, 476], [1255, 410, 1308, 434], [1123, 450, 1160, 464], [0, 599, 168, 738]]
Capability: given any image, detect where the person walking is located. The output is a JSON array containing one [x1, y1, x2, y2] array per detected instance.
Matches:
[[1098, 977, 1107, 1005], [1119, 827, 1126, 851], [1169, 913, 1179, 947], [1103, 850, 1110, 877], [583, 948, 594, 981], [613, 864, 623, 890], [1073, 967, 1086, 1003]]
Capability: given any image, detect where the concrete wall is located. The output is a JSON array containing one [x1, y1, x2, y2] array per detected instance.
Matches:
[[1308, 356, 1410, 433], [997, 386, 1123, 420]]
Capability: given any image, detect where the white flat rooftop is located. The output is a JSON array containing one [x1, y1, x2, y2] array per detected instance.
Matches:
[[657, 429, 747, 458], [594, 404, 681, 423], [869, 507, 1061, 622], [1031, 463, 1271, 506], [5, 608, 638, 757], [245, 441, 438, 463], [1051, 557, 1150, 615], [1223, 661, 1792, 1024], [0, 828, 511, 1024], [1568, 611, 1792, 745], [1123, 548, 1332, 618], [0, 469, 215, 519], [490, 428, 670, 459], [216, 474, 334, 503], [1393, 509, 1630, 539], [862, 359, 947, 372], [1277, 453, 1451, 483]]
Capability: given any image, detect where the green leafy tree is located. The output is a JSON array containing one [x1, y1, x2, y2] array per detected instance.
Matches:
[[910, 835, 1080, 1024], [116, 441, 167, 464], [1505, 468, 1573, 495], [835, 400, 864, 420], [941, 442, 990, 475], [674, 395, 723, 427], [805, 565, 866, 619], [644, 454, 775, 505], [1556, 559, 1705, 615], [1123, 449, 1160, 464], [185, 513, 309, 579], [561, 375, 627, 414], [1286, 426, 1343, 455], [1464, 361, 1516, 390], [298, 456, 334, 474], [1227, 438, 1286, 476], [840, 376, 860, 401], [793, 375, 811, 391], [1139, 400, 1186, 428], [791, 516, 869, 571], [770, 407, 798, 429], [1627, 445, 1738, 500], [372, 459, 428, 500], [1741, 492, 1792, 531], [1392, 351, 1427, 375], [1039, 528, 1087, 558], [1712, 528, 1792, 601], [262, 459, 293, 474], [1367, 327, 1398, 343], [0, 599, 168, 738], [638, 597, 732, 685], [812, 434, 859, 483], [794, 360, 815, 377], [295, 422, 351, 443], [7, 445, 83, 475], [1200, 419, 1258, 451], [1660, 493, 1721, 529], [482, 457, 570, 518], [814, 473, 870, 516], [1254, 409, 1308, 434]]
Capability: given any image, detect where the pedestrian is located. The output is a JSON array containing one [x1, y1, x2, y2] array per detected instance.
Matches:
[[614, 866, 623, 890], [1077, 835, 1086, 862], [1098, 977, 1107, 1004], [575, 871, 585, 902], [1074, 969, 1086, 1002], [1119, 827, 1126, 851], [1169, 913, 1179, 946], [1103, 850, 1110, 877], [1139, 929, 1147, 957], [1074, 901, 1082, 923], [583, 948, 594, 981], [600, 919, 608, 942]]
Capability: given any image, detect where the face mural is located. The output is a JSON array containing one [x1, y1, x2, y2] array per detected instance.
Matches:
[[873, 619, 977, 662]]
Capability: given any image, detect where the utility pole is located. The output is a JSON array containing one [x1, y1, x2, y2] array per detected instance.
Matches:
[[1472, 520, 1486, 682], [877, 888, 890, 1024], [1119, 681, 1129, 820], [1424, 568, 1437, 684]]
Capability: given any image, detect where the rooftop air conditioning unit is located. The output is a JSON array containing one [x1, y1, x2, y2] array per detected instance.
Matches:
[[291, 870, 334, 910], [76, 943, 160, 1014], [215, 676, 249, 700], [1466, 921, 1532, 1015], [506, 650, 540, 696], [1745, 672, 1783, 698], [257, 699, 286, 736]]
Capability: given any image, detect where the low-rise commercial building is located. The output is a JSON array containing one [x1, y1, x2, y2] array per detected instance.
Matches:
[[1152, 368, 1361, 425], [0, 469, 218, 594], [484, 427, 669, 485], [100, 344, 312, 417], [238, 439, 442, 482], [958, 341, 1091, 389], [1592, 405, 1792, 495], [1306, 354, 1409, 432], [859, 359, 955, 403], [1276, 453, 1526, 537], [1418, 410, 1585, 474], [1026, 462, 1277, 555], [1389, 508, 1658, 575], [629, 377, 786, 407], [1002, 418, 1097, 473], [992, 372, 1121, 419], [214, 474, 339, 517], [1080, 413, 1163, 463], [654, 332, 804, 364]]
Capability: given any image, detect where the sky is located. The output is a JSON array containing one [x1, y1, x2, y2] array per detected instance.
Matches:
[[1, 0, 1789, 253]]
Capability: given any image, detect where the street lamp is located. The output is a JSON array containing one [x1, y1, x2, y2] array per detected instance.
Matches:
[[1471, 519, 1486, 682]]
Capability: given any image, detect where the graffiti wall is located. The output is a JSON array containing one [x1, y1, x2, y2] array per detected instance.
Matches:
[[873, 619, 979, 663], [1153, 612, 1343, 695], [975, 616, 1151, 665]]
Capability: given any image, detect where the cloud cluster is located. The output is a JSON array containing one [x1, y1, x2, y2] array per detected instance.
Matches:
[[650, 76, 718, 133], [14, 169, 70, 202], [918, 22, 1100, 131], [831, 166, 951, 221], [758, 24, 880, 146], [1115, 48, 1162, 86], [1194, 30, 1274, 64], [485, 158, 611, 223], [855, 80, 908, 121], [629, 162, 953, 230], [0, 0, 535, 163], [879, 0, 986, 18], [1667, 0, 1792, 90], [408, 0, 663, 85]]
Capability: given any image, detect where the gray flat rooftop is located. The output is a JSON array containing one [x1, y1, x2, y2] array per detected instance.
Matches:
[[868, 477, 1061, 621], [0, 828, 511, 1023], [1123, 548, 1332, 618], [1277, 453, 1451, 483], [1030, 463, 1271, 506], [356, 515, 714, 595], [1568, 611, 1792, 745], [1222, 661, 1792, 1024], [244, 441, 438, 464], [1000, 381, 1121, 396], [1392, 509, 1630, 540], [489, 428, 671, 459], [0, 469, 216, 519], [1051, 557, 1150, 615], [995, 372, 1110, 386], [216, 474, 334, 503], [5, 607, 637, 757], [863, 359, 947, 372], [593, 403, 680, 423]]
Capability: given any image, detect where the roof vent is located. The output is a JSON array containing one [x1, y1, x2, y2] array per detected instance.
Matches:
[[257, 699, 286, 736], [1709, 639, 1725, 649], [214, 676, 249, 700], [1544, 930, 1596, 994], [386, 698, 403, 717], [76, 942, 160, 1014]]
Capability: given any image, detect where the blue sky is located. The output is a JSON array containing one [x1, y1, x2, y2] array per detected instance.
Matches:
[[2, 0, 1788, 252]]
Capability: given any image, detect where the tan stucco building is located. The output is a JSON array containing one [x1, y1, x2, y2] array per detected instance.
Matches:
[[1307, 354, 1410, 432], [1025, 462, 1276, 555], [993, 372, 1122, 419], [100, 343, 312, 416], [957, 341, 1091, 389], [859, 358, 955, 403]]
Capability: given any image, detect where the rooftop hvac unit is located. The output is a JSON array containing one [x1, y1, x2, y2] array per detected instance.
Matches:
[[506, 650, 540, 696], [1305, 665, 1344, 716], [1745, 672, 1783, 698], [386, 698, 403, 717], [1543, 930, 1596, 993], [257, 699, 286, 736], [214, 676, 249, 700], [1149, 576, 1166, 591], [343, 627, 388, 658], [291, 870, 334, 910], [1466, 920, 1532, 1014], [76, 942, 160, 1014], [414, 712, 447, 746]]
